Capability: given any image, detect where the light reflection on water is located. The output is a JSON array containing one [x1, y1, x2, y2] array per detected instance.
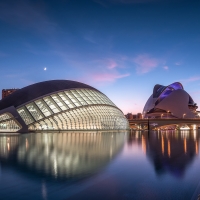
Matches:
[[1, 130, 200, 200], [129, 130, 199, 178], [0, 131, 126, 181]]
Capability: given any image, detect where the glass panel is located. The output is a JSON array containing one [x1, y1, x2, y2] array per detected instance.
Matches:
[[76, 90, 86, 98], [26, 103, 44, 121], [34, 122, 42, 130], [44, 118, 53, 129], [48, 117, 58, 129], [53, 115, 63, 129], [71, 90, 81, 98], [17, 107, 34, 125], [65, 91, 75, 99], [39, 120, 48, 130], [43, 96, 60, 113], [51, 94, 67, 111], [0, 119, 21, 132], [35, 99, 52, 117], [58, 114, 67, 129], [27, 95, 128, 131], [58, 92, 75, 108], [0, 113, 11, 122], [81, 89, 89, 95]]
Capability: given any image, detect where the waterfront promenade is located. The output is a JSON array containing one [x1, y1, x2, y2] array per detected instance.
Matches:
[[128, 118, 200, 130]]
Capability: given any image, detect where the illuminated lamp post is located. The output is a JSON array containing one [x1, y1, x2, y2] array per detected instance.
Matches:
[[183, 113, 186, 118], [161, 114, 163, 119]]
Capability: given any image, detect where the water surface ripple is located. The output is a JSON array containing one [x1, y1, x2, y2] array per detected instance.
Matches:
[[0, 131, 200, 200]]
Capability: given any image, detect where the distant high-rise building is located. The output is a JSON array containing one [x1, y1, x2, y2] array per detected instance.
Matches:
[[2, 89, 18, 99], [137, 113, 142, 119], [132, 115, 137, 119], [125, 113, 142, 119], [125, 113, 133, 120]]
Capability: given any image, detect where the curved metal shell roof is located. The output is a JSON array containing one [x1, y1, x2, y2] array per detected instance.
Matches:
[[143, 81, 197, 118], [0, 80, 100, 110]]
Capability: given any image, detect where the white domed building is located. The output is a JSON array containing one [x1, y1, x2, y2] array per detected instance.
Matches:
[[0, 80, 129, 132], [143, 82, 198, 119]]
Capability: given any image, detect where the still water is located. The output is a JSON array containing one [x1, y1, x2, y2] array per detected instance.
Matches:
[[0, 131, 200, 200]]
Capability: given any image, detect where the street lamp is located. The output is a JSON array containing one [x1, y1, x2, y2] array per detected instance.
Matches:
[[161, 114, 163, 119], [167, 110, 170, 118], [183, 113, 186, 118]]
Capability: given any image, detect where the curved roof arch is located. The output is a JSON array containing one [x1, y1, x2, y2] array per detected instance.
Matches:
[[169, 82, 183, 90], [155, 82, 184, 106], [0, 80, 100, 110]]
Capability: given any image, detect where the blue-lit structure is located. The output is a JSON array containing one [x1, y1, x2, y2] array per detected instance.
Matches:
[[0, 80, 129, 132], [143, 82, 198, 119]]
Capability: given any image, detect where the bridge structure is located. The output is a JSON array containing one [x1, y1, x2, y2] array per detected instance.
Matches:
[[128, 118, 200, 130]]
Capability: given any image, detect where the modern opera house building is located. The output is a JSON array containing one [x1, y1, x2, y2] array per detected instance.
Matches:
[[143, 82, 198, 119], [0, 80, 129, 133]]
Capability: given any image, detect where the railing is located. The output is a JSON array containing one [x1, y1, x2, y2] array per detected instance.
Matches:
[[128, 118, 200, 120]]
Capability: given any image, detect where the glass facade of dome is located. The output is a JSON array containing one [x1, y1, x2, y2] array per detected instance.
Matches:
[[0, 82, 129, 132], [0, 80, 129, 132], [0, 113, 21, 131]]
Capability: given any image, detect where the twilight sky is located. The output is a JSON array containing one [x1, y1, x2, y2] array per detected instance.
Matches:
[[0, 0, 200, 114]]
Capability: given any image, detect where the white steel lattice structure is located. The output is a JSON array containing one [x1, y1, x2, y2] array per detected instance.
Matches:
[[0, 80, 129, 132], [0, 113, 21, 132]]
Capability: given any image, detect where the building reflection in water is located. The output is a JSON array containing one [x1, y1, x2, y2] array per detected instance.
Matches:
[[0, 131, 126, 180], [129, 130, 199, 177]]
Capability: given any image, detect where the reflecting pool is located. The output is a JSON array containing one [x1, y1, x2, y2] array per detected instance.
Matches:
[[1, 131, 200, 200]]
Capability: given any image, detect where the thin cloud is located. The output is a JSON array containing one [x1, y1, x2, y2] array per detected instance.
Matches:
[[91, 58, 118, 69], [84, 35, 97, 44], [180, 76, 200, 83], [163, 66, 169, 70], [58, 54, 130, 85], [0, 1, 57, 35], [133, 54, 160, 74], [92, 72, 130, 82], [107, 59, 118, 69], [175, 61, 182, 66]]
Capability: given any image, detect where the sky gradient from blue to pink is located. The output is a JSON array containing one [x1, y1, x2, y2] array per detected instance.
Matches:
[[0, 0, 200, 114]]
